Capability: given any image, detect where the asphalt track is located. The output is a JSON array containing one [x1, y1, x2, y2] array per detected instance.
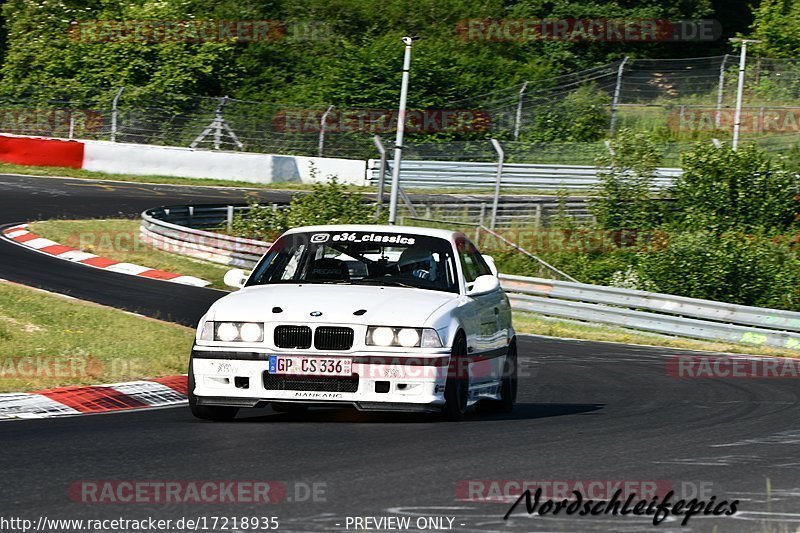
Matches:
[[1, 173, 799, 532]]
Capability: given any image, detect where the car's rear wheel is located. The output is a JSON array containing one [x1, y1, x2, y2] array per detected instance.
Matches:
[[442, 333, 469, 421], [188, 360, 239, 422], [481, 340, 517, 414]]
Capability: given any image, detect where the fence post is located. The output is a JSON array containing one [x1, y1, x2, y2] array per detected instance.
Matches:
[[227, 205, 234, 232], [318, 105, 334, 157], [372, 136, 388, 219], [513, 81, 529, 141], [110, 87, 125, 142], [489, 138, 505, 230], [214, 97, 226, 150], [715, 54, 729, 128], [609, 57, 629, 136], [68, 113, 75, 140]]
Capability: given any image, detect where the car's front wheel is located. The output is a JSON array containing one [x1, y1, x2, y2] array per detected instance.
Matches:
[[481, 340, 517, 414], [188, 360, 239, 422], [442, 333, 469, 421]]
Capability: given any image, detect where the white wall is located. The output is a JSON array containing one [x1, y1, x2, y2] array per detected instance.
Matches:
[[82, 140, 367, 185]]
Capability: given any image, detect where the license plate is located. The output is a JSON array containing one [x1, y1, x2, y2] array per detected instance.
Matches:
[[269, 355, 352, 376]]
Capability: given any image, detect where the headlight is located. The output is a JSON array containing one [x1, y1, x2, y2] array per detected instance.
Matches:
[[370, 327, 395, 347], [217, 322, 240, 342], [200, 321, 264, 342], [239, 322, 263, 343], [366, 327, 442, 348], [397, 328, 420, 348]]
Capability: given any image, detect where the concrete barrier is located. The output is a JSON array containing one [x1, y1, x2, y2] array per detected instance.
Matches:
[[0, 133, 367, 185]]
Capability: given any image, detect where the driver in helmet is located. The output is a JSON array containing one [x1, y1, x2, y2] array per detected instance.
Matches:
[[397, 246, 437, 281]]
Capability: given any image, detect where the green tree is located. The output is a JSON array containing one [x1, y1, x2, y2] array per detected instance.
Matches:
[[748, 0, 800, 58], [673, 142, 799, 232], [591, 129, 662, 230]]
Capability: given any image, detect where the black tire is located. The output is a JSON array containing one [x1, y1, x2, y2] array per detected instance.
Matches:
[[188, 360, 239, 422], [442, 333, 469, 421], [482, 340, 518, 414]]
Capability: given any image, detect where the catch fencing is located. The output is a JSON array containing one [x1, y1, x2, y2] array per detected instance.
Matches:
[[4, 55, 800, 161]]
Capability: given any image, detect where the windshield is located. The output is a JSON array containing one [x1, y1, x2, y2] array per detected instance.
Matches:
[[247, 230, 459, 293]]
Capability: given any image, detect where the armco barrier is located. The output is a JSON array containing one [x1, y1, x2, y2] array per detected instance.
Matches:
[[367, 159, 682, 191], [141, 206, 800, 351], [141, 205, 270, 269]]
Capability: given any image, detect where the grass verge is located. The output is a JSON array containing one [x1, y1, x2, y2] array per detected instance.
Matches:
[[0, 281, 195, 392], [29, 219, 231, 290], [513, 311, 799, 358]]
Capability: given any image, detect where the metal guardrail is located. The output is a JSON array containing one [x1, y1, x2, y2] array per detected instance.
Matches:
[[368, 159, 682, 191], [141, 205, 800, 351], [501, 275, 800, 351], [141, 205, 270, 269]]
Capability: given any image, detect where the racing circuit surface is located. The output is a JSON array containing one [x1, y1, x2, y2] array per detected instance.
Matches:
[[1, 174, 799, 532]]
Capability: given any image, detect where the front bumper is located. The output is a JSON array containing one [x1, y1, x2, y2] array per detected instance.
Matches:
[[190, 348, 451, 412]]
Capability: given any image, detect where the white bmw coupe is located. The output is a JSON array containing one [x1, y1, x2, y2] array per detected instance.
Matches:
[[189, 225, 516, 421]]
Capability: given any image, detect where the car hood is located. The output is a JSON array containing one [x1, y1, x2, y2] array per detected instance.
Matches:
[[208, 284, 458, 327]]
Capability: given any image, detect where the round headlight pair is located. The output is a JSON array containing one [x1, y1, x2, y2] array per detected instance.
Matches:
[[369, 327, 421, 348], [214, 322, 263, 342]]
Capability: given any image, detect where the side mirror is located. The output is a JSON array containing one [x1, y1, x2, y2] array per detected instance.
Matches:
[[482, 254, 498, 277], [467, 274, 500, 296], [223, 268, 248, 289]]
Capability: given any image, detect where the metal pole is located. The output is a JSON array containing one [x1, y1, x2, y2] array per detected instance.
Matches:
[[513, 81, 529, 141], [373, 135, 388, 218], [214, 96, 228, 150], [110, 87, 124, 142], [318, 104, 334, 157], [388, 37, 415, 225], [731, 39, 761, 151], [715, 54, 729, 128], [489, 138, 505, 230], [609, 57, 629, 136]]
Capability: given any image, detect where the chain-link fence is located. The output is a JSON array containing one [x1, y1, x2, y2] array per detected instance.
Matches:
[[447, 55, 800, 148], [1, 55, 799, 161]]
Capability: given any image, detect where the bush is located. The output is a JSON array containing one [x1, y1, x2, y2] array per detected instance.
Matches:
[[591, 129, 662, 231], [635, 230, 800, 310], [230, 177, 376, 240], [673, 143, 799, 232], [485, 227, 640, 284], [522, 84, 611, 143]]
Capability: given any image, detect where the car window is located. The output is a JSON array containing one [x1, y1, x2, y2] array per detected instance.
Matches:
[[248, 231, 459, 293], [458, 239, 492, 284]]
